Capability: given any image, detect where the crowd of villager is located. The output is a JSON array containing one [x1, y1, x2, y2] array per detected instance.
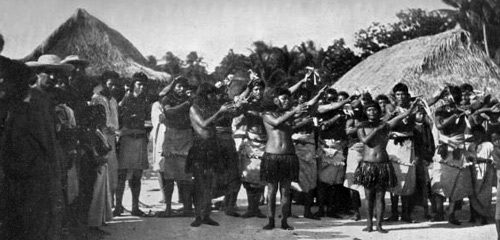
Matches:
[[2, 33, 500, 240]]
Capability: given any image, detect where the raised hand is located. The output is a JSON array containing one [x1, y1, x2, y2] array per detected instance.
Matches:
[[293, 103, 308, 114], [318, 85, 328, 95], [220, 102, 235, 113]]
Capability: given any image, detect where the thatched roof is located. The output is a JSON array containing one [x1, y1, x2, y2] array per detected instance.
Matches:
[[334, 28, 500, 98], [23, 9, 170, 82]]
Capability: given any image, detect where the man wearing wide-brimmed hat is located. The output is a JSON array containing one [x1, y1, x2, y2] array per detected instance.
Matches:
[[62, 55, 89, 85], [114, 72, 150, 216], [26, 54, 74, 93], [2, 55, 67, 239]]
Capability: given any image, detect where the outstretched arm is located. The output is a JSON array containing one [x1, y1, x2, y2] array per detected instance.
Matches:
[[425, 87, 447, 107], [293, 116, 313, 130], [305, 85, 327, 106], [263, 105, 305, 127], [163, 101, 191, 116], [288, 77, 307, 94], [317, 99, 350, 113], [435, 107, 465, 130], [357, 123, 389, 145], [190, 104, 230, 128], [387, 101, 417, 129], [158, 79, 177, 97]]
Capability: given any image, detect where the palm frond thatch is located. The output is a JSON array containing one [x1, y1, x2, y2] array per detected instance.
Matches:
[[334, 28, 500, 98], [22, 8, 170, 82]]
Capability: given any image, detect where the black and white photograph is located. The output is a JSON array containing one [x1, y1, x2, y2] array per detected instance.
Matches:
[[1, 0, 500, 239]]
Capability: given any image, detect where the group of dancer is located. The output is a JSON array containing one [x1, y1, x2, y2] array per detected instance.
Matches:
[[2, 40, 500, 239], [153, 67, 500, 237]]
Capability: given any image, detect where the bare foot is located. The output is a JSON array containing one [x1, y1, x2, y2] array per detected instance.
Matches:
[[281, 222, 294, 230], [431, 215, 445, 222], [351, 213, 361, 221], [384, 215, 399, 222], [304, 213, 321, 220], [376, 226, 388, 233], [263, 223, 275, 230], [190, 217, 202, 227], [241, 211, 255, 218], [401, 217, 417, 223], [254, 211, 266, 218], [448, 218, 461, 225]]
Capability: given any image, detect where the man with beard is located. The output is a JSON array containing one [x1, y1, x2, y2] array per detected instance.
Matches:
[[114, 72, 150, 217], [1, 56, 65, 239], [187, 83, 234, 227], [158, 76, 195, 217]]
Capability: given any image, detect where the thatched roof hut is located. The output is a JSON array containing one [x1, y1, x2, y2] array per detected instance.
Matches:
[[334, 28, 500, 98], [23, 8, 170, 82]]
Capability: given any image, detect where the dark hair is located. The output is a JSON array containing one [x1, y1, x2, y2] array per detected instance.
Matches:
[[101, 70, 119, 82], [98, 70, 120, 87], [338, 91, 349, 100], [448, 85, 462, 104], [361, 92, 373, 101], [131, 72, 148, 90], [263, 87, 291, 111], [325, 88, 337, 96], [249, 79, 265, 90], [194, 83, 218, 105], [392, 83, 409, 94], [375, 94, 390, 102], [460, 83, 473, 93], [174, 76, 189, 88], [193, 83, 220, 118], [363, 100, 382, 114]]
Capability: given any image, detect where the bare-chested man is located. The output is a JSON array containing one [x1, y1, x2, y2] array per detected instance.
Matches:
[[260, 87, 310, 230], [354, 101, 416, 233]]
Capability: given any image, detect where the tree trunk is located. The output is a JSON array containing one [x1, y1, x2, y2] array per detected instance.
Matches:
[[482, 21, 490, 57]]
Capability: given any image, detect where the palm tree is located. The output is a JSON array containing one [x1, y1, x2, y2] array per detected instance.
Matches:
[[442, 0, 500, 57], [248, 40, 324, 87]]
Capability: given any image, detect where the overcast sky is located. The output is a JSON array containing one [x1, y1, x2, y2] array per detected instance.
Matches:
[[0, 0, 449, 70]]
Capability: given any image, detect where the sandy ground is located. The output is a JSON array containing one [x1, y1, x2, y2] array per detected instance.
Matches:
[[98, 178, 498, 240]]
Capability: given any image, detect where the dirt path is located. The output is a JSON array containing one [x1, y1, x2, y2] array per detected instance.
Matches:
[[100, 179, 497, 240]]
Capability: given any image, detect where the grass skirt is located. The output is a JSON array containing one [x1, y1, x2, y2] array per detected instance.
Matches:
[[260, 153, 299, 183], [353, 161, 397, 190]]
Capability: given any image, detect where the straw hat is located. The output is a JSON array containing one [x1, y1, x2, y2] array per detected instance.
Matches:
[[61, 55, 89, 67], [25, 54, 74, 72]]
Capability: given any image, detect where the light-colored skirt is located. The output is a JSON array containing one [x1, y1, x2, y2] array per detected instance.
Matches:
[[318, 139, 345, 186], [387, 138, 416, 196], [88, 164, 113, 227], [239, 135, 266, 186]]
